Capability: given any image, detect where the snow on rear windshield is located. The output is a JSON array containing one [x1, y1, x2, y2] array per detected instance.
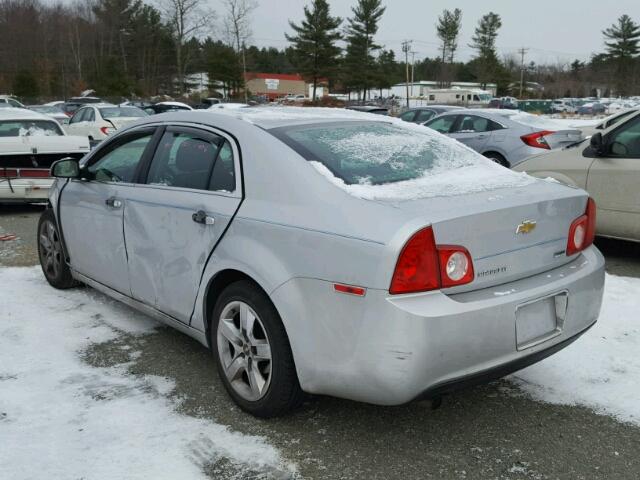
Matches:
[[0, 120, 63, 137], [272, 120, 534, 200], [99, 107, 147, 118]]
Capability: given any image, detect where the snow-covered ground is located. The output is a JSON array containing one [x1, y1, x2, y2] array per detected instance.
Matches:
[[1, 267, 639, 478], [539, 115, 601, 128], [0, 267, 295, 480], [512, 273, 640, 426]]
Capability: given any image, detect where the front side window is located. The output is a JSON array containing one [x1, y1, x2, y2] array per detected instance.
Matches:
[[146, 130, 234, 191], [425, 115, 457, 134], [399, 111, 416, 122], [87, 132, 153, 183], [270, 121, 482, 186], [0, 120, 63, 137], [608, 117, 640, 157]]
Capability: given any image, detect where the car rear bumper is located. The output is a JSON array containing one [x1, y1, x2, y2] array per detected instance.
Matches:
[[0, 179, 53, 203], [271, 246, 605, 405]]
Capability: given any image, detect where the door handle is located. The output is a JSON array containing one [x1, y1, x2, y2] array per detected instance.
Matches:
[[105, 197, 122, 208], [192, 210, 215, 225]]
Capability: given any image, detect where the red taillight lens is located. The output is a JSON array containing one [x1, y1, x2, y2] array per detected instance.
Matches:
[[521, 130, 555, 149], [567, 198, 596, 256], [389, 227, 474, 294], [0, 169, 19, 178], [100, 126, 116, 135], [389, 227, 440, 294], [18, 169, 51, 178]]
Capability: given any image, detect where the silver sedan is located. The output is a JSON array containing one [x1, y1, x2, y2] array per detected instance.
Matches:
[[424, 109, 584, 167], [40, 108, 605, 417]]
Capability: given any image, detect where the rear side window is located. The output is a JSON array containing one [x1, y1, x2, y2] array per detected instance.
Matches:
[[453, 115, 498, 133], [399, 111, 416, 122], [0, 120, 63, 137], [146, 130, 235, 192], [415, 110, 436, 122], [270, 121, 481, 186]]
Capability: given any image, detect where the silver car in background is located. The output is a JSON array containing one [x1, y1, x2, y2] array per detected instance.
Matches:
[[424, 109, 584, 167], [40, 108, 604, 417]]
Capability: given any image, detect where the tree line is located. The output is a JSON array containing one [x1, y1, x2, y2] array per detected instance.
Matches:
[[1, 0, 639, 102]]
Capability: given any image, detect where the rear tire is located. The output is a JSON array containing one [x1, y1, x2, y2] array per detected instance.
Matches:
[[37, 209, 78, 289], [484, 152, 509, 168], [211, 280, 303, 418]]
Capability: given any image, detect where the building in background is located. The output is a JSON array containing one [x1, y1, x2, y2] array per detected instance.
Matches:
[[244, 73, 306, 101]]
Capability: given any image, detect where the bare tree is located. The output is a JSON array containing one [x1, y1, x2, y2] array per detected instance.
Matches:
[[163, 0, 214, 94], [222, 0, 257, 101]]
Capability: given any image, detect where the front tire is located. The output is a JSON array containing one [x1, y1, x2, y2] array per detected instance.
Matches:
[[37, 209, 77, 289], [211, 280, 303, 417]]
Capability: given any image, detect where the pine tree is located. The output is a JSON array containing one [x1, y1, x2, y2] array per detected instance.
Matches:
[[469, 12, 502, 89], [436, 8, 462, 87], [603, 14, 640, 60], [602, 14, 640, 94], [286, 0, 342, 101], [343, 0, 386, 102]]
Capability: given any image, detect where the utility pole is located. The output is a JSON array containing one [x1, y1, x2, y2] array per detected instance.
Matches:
[[410, 51, 417, 98], [402, 40, 412, 108], [518, 47, 529, 99]]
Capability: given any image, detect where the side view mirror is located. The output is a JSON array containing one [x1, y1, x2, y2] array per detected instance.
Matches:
[[51, 158, 80, 178], [590, 132, 605, 156]]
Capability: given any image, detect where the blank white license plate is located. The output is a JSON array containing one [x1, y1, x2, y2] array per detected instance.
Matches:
[[515, 293, 567, 349]]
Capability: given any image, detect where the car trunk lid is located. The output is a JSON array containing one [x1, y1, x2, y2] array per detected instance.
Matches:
[[388, 181, 587, 293]]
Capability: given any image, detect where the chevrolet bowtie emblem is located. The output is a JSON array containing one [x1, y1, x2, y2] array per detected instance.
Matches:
[[516, 220, 537, 234]]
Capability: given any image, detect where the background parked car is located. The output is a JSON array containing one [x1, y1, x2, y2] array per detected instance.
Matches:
[[577, 102, 606, 115], [144, 101, 193, 114], [514, 110, 640, 242], [550, 99, 577, 114], [27, 105, 70, 125], [0, 95, 25, 109], [66, 104, 147, 142], [345, 105, 389, 115], [61, 96, 104, 116], [398, 106, 460, 123], [424, 109, 584, 167], [488, 97, 518, 109], [0, 108, 89, 203]]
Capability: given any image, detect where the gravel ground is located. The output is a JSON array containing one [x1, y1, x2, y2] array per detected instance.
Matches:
[[2, 203, 640, 480]]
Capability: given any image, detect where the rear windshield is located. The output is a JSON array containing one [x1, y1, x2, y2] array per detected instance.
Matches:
[[99, 107, 147, 118], [0, 120, 63, 136], [270, 121, 482, 185]]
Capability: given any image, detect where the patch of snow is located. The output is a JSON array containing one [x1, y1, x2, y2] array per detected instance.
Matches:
[[0, 267, 293, 479], [512, 273, 640, 426], [18, 126, 59, 136], [310, 160, 534, 201]]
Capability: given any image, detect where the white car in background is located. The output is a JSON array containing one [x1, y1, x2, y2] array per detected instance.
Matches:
[[0, 95, 25, 109], [28, 105, 70, 125], [0, 108, 89, 203], [65, 104, 147, 142]]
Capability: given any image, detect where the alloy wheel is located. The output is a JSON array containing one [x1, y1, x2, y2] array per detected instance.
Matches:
[[216, 301, 272, 401], [39, 220, 63, 279]]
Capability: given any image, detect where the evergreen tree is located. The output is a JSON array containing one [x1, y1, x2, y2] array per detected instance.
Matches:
[[603, 14, 640, 94], [436, 8, 462, 84], [373, 49, 398, 97], [343, 0, 386, 101], [469, 12, 502, 88], [286, 0, 342, 101]]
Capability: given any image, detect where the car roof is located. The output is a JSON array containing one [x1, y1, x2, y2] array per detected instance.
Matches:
[[0, 107, 55, 121], [136, 107, 391, 130]]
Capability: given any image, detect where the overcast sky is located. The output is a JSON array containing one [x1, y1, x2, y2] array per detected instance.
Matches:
[[211, 0, 640, 65]]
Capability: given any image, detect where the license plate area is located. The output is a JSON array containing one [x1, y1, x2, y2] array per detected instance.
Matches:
[[515, 292, 568, 350]]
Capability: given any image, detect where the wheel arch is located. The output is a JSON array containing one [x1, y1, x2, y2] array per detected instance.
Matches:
[[482, 150, 510, 167]]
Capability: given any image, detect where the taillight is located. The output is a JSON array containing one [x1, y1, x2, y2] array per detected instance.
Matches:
[[389, 227, 474, 294], [0, 169, 18, 178], [100, 126, 116, 135], [567, 198, 596, 256], [19, 169, 50, 178], [521, 130, 555, 149]]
